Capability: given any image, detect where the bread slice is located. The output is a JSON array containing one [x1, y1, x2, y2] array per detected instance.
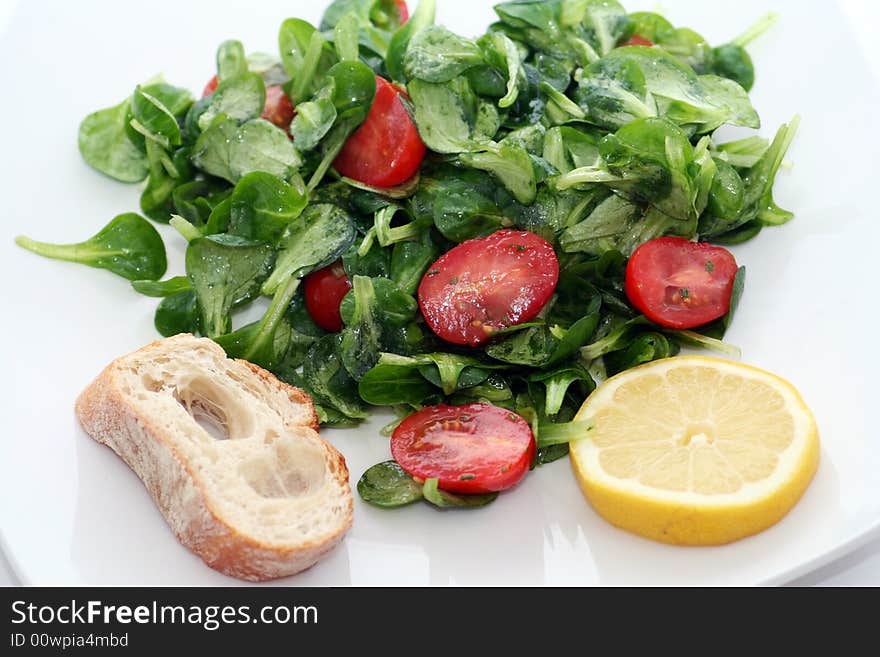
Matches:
[[75, 333, 352, 582]]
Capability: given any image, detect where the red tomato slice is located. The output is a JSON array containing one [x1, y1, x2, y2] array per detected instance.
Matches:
[[624, 237, 738, 329], [260, 85, 296, 131], [624, 34, 655, 47], [333, 76, 426, 188], [202, 75, 219, 97], [201, 76, 295, 132], [391, 403, 536, 494], [418, 230, 559, 347], [304, 261, 352, 333], [395, 0, 410, 24]]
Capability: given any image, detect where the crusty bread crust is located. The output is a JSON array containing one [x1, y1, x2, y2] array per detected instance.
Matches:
[[75, 335, 353, 582], [235, 358, 321, 434]]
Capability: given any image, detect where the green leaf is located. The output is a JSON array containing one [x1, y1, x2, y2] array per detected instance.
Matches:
[[712, 134, 769, 169], [557, 117, 709, 227], [706, 158, 745, 221], [575, 0, 632, 56], [192, 118, 302, 184], [140, 142, 190, 223], [371, 205, 423, 247], [416, 165, 507, 243], [217, 39, 249, 82], [404, 25, 485, 83], [289, 79, 338, 150], [579, 316, 653, 360], [339, 276, 418, 329], [529, 363, 594, 416], [358, 461, 425, 507], [278, 18, 338, 104], [246, 203, 355, 364], [302, 334, 370, 420], [197, 73, 266, 131], [78, 97, 149, 182], [333, 11, 361, 62], [711, 44, 754, 91], [16, 213, 166, 281], [407, 77, 497, 153], [603, 331, 679, 375], [576, 46, 759, 134], [262, 203, 356, 295], [628, 11, 711, 72], [131, 85, 184, 148], [306, 62, 377, 190], [746, 116, 800, 226], [214, 313, 295, 371], [154, 290, 200, 337], [724, 266, 746, 331], [172, 179, 232, 228], [559, 194, 642, 255], [339, 275, 382, 380], [481, 32, 523, 108], [459, 142, 537, 205], [228, 171, 308, 243], [185, 234, 274, 338], [389, 231, 440, 295], [386, 0, 436, 82], [131, 276, 192, 297], [358, 354, 437, 405]]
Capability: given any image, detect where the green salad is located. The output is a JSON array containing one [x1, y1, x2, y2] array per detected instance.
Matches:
[[16, 0, 798, 508]]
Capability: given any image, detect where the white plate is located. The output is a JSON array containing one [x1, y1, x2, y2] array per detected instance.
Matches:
[[1, 0, 878, 586]]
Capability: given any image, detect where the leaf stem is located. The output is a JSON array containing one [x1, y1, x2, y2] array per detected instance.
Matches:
[[667, 329, 742, 358], [292, 30, 326, 104], [15, 235, 84, 262], [307, 123, 351, 192], [731, 12, 779, 47], [169, 215, 202, 242], [537, 419, 594, 448], [243, 275, 301, 362], [555, 167, 620, 190]]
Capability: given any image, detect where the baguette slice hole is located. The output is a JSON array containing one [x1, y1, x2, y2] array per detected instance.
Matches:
[[173, 377, 255, 441], [240, 441, 327, 499]]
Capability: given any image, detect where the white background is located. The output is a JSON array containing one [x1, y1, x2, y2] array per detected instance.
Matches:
[[0, 0, 880, 585]]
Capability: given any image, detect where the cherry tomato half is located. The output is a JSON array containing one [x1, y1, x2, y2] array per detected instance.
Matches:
[[333, 76, 426, 188], [418, 230, 559, 347], [304, 261, 352, 333], [624, 237, 738, 329], [624, 34, 655, 47], [201, 76, 295, 132], [202, 75, 219, 97], [391, 403, 536, 494], [261, 85, 296, 131], [394, 0, 410, 24]]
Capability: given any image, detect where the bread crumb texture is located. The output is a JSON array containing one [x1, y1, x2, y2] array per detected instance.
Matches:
[[74, 334, 353, 581]]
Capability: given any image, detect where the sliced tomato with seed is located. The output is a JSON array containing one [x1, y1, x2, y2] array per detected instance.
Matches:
[[201, 76, 295, 132], [391, 403, 536, 494], [304, 260, 352, 333], [418, 230, 559, 347], [624, 236, 738, 329], [333, 76, 426, 188]]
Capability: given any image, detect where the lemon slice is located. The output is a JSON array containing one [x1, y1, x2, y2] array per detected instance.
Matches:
[[569, 356, 819, 546]]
